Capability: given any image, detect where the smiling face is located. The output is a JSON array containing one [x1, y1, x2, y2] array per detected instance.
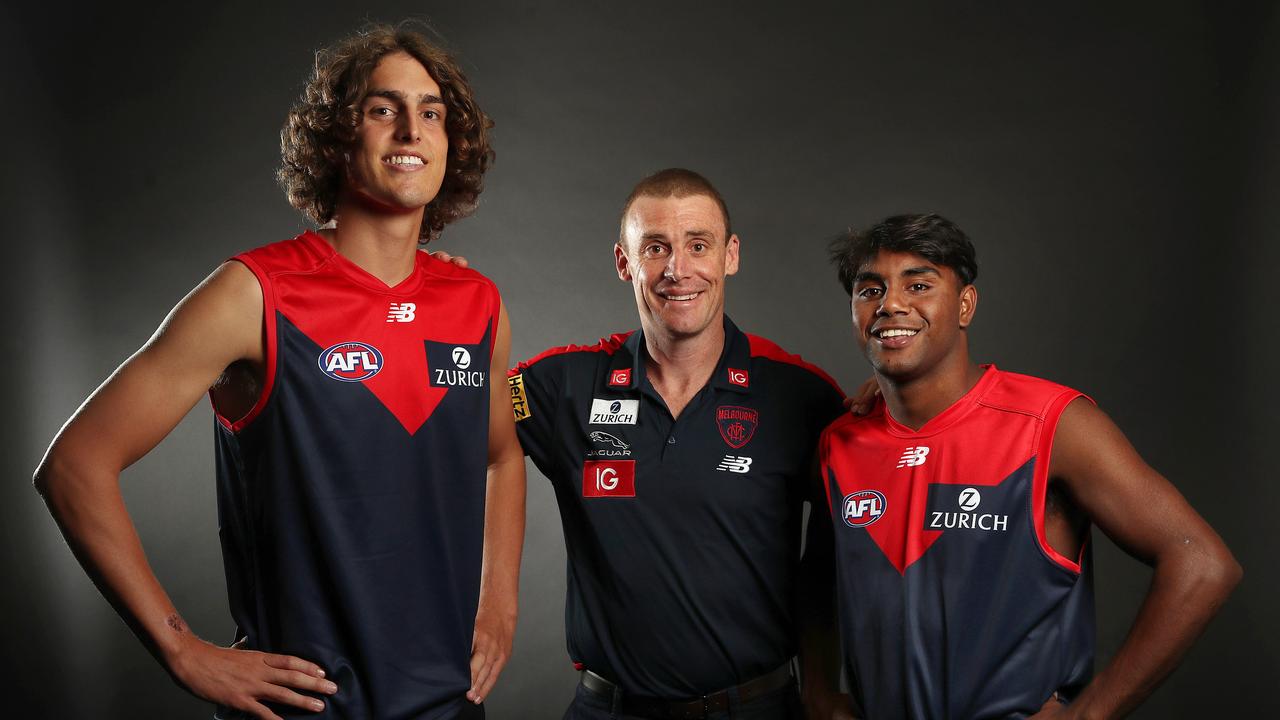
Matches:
[[851, 250, 977, 383], [615, 193, 740, 344], [343, 52, 449, 214]]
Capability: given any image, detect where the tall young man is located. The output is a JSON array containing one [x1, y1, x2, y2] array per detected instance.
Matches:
[[34, 25, 524, 720], [508, 169, 847, 719], [821, 214, 1240, 719]]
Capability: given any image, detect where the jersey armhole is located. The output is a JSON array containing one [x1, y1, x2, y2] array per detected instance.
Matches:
[[1031, 390, 1093, 574], [818, 427, 836, 516], [212, 255, 277, 433]]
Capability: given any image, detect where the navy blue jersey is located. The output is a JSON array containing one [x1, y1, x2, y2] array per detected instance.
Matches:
[[820, 367, 1095, 720], [509, 317, 845, 697], [213, 232, 500, 719]]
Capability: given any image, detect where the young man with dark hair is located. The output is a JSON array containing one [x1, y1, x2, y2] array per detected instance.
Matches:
[[508, 168, 848, 718], [821, 213, 1240, 719], [34, 24, 524, 720]]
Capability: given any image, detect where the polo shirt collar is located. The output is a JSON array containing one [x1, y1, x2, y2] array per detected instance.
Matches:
[[604, 315, 752, 396]]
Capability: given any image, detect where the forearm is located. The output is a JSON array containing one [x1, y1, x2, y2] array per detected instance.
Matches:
[[1067, 544, 1241, 720], [35, 453, 194, 667], [476, 454, 525, 621]]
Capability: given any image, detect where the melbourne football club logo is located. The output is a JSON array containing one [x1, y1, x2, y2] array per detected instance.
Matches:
[[716, 406, 759, 449], [843, 490, 886, 528], [318, 342, 383, 382]]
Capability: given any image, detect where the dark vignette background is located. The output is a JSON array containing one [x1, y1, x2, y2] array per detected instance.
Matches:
[[3, 1, 1275, 717]]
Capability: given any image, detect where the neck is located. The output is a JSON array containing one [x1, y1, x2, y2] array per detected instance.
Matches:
[[325, 194, 427, 286], [878, 352, 985, 431], [642, 317, 725, 399]]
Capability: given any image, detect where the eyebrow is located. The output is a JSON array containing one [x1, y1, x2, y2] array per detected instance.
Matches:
[[640, 229, 717, 241], [853, 266, 941, 284], [364, 89, 446, 105]]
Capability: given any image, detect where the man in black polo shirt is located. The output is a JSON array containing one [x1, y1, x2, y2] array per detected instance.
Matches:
[[508, 169, 846, 718]]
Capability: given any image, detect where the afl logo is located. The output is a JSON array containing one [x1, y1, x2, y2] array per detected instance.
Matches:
[[318, 341, 384, 382], [843, 490, 886, 528]]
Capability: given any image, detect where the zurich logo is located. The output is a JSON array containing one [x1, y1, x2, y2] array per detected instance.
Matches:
[[318, 341, 384, 382], [609, 400, 622, 414]]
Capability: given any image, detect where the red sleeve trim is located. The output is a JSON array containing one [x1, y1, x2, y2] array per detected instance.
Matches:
[[212, 255, 277, 433], [1031, 390, 1094, 574], [508, 331, 634, 377], [746, 334, 845, 397], [819, 426, 836, 515]]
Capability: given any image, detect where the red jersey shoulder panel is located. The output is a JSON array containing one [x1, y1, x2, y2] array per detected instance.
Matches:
[[236, 234, 332, 275], [510, 332, 634, 377], [977, 369, 1088, 420], [746, 334, 844, 396]]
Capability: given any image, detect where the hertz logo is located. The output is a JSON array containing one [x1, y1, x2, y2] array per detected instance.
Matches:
[[509, 374, 530, 422]]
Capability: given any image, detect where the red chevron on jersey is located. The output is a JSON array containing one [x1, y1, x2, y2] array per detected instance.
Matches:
[[823, 367, 1078, 575], [229, 231, 499, 435]]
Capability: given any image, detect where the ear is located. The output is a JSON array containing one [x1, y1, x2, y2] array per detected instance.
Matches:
[[615, 242, 632, 282], [724, 234, 741, 277], [958, 284, 978, 328]]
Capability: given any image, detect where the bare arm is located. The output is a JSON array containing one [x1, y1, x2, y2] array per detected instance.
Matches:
[[467, 301, 526, 704], [33, 262, 335, 720], [1033, 399, 1241, 720]]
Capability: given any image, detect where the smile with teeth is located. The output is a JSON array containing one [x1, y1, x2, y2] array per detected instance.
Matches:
[[385, 155, 424, 166], [660, 291, 702, 301], [875, 328, 919, 338]]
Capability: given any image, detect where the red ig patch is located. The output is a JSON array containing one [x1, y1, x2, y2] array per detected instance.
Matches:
[[727, 368, 749, 387], [609, 369, 631, 387], [716, 405, 759, 449], [582, 460, 636, 497]]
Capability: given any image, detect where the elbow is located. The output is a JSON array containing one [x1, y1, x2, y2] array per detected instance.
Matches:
[[1182, 542, 1243, 608], [32, 453, 60, 499], [32, 450, 83, 508]]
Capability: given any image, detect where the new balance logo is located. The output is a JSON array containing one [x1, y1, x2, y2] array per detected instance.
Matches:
[[715, 455, 753, 474], [386, 302, 416, 322], [896, 446, 930, 468]]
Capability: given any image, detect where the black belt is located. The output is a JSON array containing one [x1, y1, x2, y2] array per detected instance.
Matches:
[[578, 664, 794, 719]]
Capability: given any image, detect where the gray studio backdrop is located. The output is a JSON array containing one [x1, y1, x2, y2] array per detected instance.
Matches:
[[4, 2, 1276, 718]]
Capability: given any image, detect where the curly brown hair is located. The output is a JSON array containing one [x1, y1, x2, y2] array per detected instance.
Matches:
[[278, 22, 494, 242]]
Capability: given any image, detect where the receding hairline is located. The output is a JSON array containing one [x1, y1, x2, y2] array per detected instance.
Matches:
[[616, 192, 737, 248]]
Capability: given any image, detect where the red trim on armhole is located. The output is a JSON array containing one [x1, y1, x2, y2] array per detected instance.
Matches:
[[1031, 390, 1093, 574], [819, 427, 836, 515], [212, 255, 277, 433]]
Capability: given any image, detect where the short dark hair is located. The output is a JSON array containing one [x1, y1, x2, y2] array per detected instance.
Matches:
[[278, 22, 494, 243], [618, 168, 732, 242], [830, 213, 978, 294]]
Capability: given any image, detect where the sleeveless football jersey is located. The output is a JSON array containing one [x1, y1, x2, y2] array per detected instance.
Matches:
[[820, 366, 1094, 720], [212, 231, 499, 719]]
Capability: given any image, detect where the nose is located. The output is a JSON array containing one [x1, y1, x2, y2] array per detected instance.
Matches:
[[876, 285, 909, 316], [395, 111, 420, 143], [663, 245, 690, 281]]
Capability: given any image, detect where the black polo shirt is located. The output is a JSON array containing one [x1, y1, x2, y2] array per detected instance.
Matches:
[[508, 316, 844, 698]]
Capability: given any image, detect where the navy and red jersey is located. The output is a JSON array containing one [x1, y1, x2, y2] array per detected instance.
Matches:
[[212, 231, 499, 719], [508, 316, 845, 697], [820, 366, 1095, 720]]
